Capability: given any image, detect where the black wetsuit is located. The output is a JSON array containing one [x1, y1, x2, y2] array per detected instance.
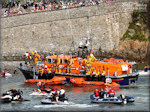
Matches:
[[9, 89, 18, 97], [99, 91, 105, 99], [59, 94, 65, 101]]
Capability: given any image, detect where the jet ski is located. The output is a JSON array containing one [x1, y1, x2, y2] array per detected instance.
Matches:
[[41, 94, 68, 104], [90, 94, 134, 104], [1, 91, 29, 103], [0, 71, 12, 77], [29, 89, 51, 96]]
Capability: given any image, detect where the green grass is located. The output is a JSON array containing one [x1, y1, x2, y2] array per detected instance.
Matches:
[[122, 10, 149, 41]]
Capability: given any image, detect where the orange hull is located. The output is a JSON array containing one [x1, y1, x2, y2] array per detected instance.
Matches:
[[25, 76, 66, 85], [70, 78, 120, 87]]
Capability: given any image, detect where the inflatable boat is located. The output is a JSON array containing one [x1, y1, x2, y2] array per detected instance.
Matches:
[[90, 94, 134, 104], [25, 76, 66, 85], [41, 95, 68, 104], [70, 78, 120, 87]]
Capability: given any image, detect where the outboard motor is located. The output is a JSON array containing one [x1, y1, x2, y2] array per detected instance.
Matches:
[[120, 94, 127, 104]]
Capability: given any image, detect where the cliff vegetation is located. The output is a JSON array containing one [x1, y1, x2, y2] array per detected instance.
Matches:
[[122, 10, 149, 41]]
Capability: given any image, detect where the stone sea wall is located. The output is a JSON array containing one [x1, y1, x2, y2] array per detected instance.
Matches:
[[1, 1, 148, 61]]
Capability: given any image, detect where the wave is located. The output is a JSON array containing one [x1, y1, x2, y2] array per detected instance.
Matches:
[[34, 103, 98, 108]]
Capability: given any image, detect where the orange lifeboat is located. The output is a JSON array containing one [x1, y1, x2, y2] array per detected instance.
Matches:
[[70, 78, 120, 87], [25, 76, 66, 85]]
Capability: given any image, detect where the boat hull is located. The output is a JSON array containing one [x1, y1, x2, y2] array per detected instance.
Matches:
[[107, 72, 139, 85], [90, 94, 122, 104], [25, 76, 66, 85], [90, 94, 134, 104], [18, 66, 139, 85]]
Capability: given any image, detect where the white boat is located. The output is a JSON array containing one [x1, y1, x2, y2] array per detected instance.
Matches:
[[138, 70, 149, 76], [0, 71, 12, 77], [5, 73, 12, 77]]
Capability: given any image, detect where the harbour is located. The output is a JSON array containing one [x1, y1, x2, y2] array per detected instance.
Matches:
[[0, 0, 150, 111], [0, 70, 149, 111]]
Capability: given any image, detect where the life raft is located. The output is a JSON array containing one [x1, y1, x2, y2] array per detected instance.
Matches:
[[25, 76, 66, 85], [70, 78, 120, 87]]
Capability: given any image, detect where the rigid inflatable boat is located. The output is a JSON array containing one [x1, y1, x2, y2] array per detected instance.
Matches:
[[70, 78, 120, 87], [25, 76, 66, 85], [90, 94, 134, 104]]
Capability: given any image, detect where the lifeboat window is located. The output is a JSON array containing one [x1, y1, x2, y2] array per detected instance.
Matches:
[[60, 59, 63, 64], [47, 59, 52, 63], [64, 59, 68, 64]]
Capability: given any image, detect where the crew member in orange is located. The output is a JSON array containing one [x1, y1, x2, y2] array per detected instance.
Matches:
[[83, 57, 88, 69], [100, 66, 106, 81], [31, 50, 40, 71], [50, 66, 55, 78], [38, 66, 42, 76], [92, 67, 97, 81], [88, 67, 93, 81], [96, 69, 101, 81], [102, 66, 106, 75], [26, 53, 31, 68], [41, 66, 45, 76], [44, 65, 48, 79], [128, 64, 132, 73], [86, 68, 90, 81], [88, 50, 97, 62], [55, 55, 61, 73], [66, 57, 73, 74], [41, 54, 45, 62]]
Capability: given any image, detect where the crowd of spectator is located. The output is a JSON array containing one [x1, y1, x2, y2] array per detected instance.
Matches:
[[1, 0, 115, 17]]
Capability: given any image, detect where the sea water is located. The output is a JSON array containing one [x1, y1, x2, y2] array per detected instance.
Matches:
[[0, 66, 149, 111]]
